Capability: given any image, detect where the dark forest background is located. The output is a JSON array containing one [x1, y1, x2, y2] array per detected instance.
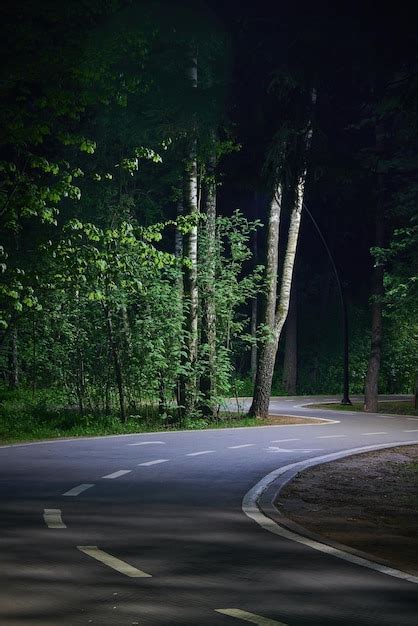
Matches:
[[0, 0, 417, 437]]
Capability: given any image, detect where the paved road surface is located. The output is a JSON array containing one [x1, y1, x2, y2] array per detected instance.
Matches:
[[1, 395, 417, 625]]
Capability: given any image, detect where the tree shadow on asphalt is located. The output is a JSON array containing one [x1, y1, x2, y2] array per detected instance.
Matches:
[[1, 498, 417, 625]]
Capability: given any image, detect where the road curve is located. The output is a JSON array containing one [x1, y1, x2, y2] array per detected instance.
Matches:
[[1, 395, 417, 625]]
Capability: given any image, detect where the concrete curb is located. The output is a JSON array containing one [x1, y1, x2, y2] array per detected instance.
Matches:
[[242, 440, 418, 585]]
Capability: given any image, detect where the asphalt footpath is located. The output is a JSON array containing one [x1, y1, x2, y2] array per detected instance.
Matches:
[[0, 395, 417, 625]]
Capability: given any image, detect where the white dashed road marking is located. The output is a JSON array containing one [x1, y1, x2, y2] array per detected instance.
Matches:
[[228, 444, 255, 449], [317, 434, 346, 439], [102, 470, 131, 479], [138, 459, 169, 466], [215, 608, 287, 625], [406, 417, 418, 421], [186, 450, 215, 456], [270, 438, 300, 443], [404, 429, 418, 433], [43, 509, 66, 529], [77, 546, 152, 578], [267, 447, 323, 453], [127, 441, 165, 446], [63, 483, 94, 496]]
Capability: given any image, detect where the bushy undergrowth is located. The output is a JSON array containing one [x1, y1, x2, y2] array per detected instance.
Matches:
[[0, 386, 254, 442]]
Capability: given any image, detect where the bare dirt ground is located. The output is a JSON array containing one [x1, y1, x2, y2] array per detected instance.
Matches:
[[276, 444, 418, 574], [262, 415, 328, 425]]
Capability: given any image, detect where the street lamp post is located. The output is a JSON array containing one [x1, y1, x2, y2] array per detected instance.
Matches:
[[303, 203, 352, 405]]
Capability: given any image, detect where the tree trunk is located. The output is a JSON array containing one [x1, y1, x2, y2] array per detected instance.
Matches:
[[250, 196, 259, 384], [200, 143, 217, 418], [174, 195, 184, 413], [175, 196, 184, 295], [249, 88, 316, 418], [248, 187, 282, 417], [8, 327, 18, 389], [105, 354, 111, 416], [250, 338, 280, 417], [180, 51, 199, 418], [175, 197, 184, 260], [76, 349, 85, 417], [31, 312, 36, 399], [251, 178, 306, 418], [250, 294, 258, 385], [121, 306, 136, 412], [282, 282, 297, 394], [121, 307, 132, 353], [250, 180, 304, 418], [8, 231, 19, 390], [104, 305, 126, 422], [364, 118, 386, 413], [364, 218, 384, 413]]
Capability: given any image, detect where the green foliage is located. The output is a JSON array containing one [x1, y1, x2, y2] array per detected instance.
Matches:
[[372, 224, 418, 308], [3, 0, 415, 438], [295, 300, 415, 395], [197, 210, 263, 409]]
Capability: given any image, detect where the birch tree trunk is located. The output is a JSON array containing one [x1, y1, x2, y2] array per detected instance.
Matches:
[[174, 195, 184, 410], [249, 188, 282, 414], [250, 293, 258, 385], [175, 197, 184, 263], [200, 145, 217, 417], [249, 88, 316, 418], [180, 52, 199, 417], [282, 282, 297, 394]]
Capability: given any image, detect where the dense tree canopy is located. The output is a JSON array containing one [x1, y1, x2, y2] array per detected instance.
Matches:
[[1, 0, 416, 433]]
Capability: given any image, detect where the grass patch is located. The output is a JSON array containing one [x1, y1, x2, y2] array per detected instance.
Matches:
[[309, 400, 417, 416], [0, 387, 321, 444]]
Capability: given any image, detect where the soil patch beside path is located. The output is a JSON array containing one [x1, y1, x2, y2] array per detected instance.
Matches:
[[261, 415, 329, 426], [276, 445, 418, 575]]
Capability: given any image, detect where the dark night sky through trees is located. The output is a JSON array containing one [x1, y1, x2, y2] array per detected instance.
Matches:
[[208, 0, 418, 390], [212, 0, 416, 289]]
